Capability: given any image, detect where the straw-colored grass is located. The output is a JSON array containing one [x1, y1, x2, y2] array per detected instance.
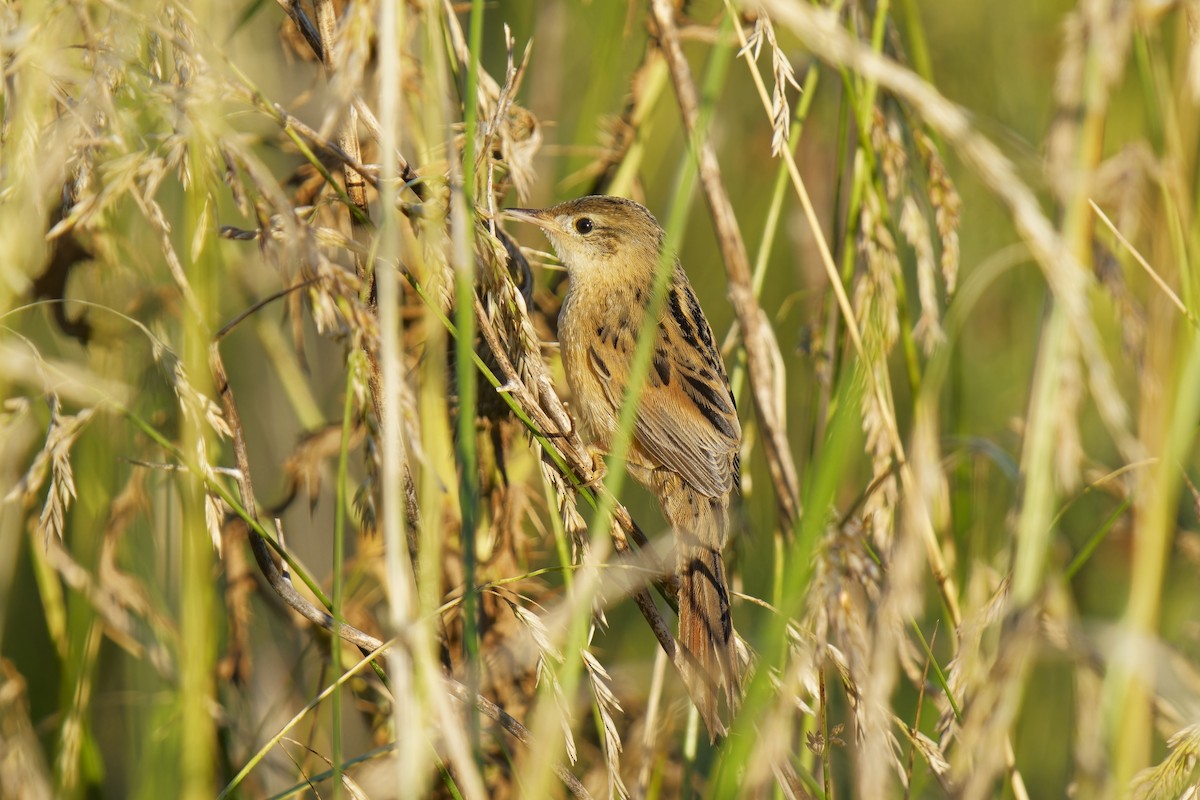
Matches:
[[2, 0, 1200, 798]]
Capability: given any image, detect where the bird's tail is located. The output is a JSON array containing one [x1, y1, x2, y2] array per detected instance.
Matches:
[[655, 473, 741, 740]]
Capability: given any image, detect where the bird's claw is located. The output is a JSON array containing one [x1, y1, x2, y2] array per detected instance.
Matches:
[[581, 446, 608, 488]]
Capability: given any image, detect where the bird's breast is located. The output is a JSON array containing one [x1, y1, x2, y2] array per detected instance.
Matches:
[[559, 277, 648, 449]]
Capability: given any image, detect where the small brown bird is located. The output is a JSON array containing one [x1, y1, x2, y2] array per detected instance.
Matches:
[[507, 195, 742, 737]]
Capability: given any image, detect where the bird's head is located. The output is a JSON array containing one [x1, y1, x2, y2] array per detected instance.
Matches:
[[505, 195, 666, 279]]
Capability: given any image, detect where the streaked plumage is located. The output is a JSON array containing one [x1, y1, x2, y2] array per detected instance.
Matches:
[[507, 195, 741, 738]]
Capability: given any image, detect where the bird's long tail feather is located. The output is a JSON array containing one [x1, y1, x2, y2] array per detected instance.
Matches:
[[655, 472, 740, 739]]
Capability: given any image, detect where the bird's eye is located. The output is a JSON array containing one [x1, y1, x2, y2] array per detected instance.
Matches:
[[575, 217, 594, 234]]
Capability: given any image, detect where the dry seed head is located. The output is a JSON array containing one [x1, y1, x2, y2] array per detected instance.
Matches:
[[872, 109, 908, 202], [539, 461, 589, 559], [939, 572, 1011, 743], [510, 600, 563, 663], [780, 624, 821, 713], [900, 195, 945, 354], [204, 492, 225, 555], [862, 443, 898, 549], [806, 518, 882, 689], [855, 194, 902, 356], [487, 29, 541, 204], [897, 720, 952, 788], [740, 13, 802, 156], [915, 131, 961, 295], [498, 104, 542, 203], [418, 221, 457, 318], [169, 356, 232, 440], [1048, 3, 1134, 199], [479, 227, 538, 367], [1084, 0, 1135, 90], [533, 650, 578, 765], [857, 506, 928, 793], [1048, 10, 1085, 190], [305, 252, 372, 338], [166, 6, 199, 88], [768, 19, 801, 156], [1131, 722, 1200, 800], [739, 17, 767, 62], [853, 185, 903, 547], [582, 648, 629, 800], [33, 402, 95, 543], [952, 612, 1041, 797]]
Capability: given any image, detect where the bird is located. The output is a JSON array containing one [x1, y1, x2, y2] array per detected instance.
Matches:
[[506, 195, 742, 738]]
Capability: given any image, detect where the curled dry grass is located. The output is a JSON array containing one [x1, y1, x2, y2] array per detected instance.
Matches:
[[2, 0, 1200, 798]]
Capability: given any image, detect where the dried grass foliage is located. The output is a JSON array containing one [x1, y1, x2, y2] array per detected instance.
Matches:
[[2, 0, 1200, 797]]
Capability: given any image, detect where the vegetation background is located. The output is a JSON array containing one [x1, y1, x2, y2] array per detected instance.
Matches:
[[2, 0, 1199, 797]]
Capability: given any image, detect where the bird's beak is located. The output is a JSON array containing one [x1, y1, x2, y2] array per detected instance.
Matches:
[[504, 207, 554, 231]]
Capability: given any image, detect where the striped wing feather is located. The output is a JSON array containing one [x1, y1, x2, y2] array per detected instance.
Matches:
[[585, 270, 740, 499]]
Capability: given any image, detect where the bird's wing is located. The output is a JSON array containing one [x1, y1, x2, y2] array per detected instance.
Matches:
[[586, 269, 740, 498]]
